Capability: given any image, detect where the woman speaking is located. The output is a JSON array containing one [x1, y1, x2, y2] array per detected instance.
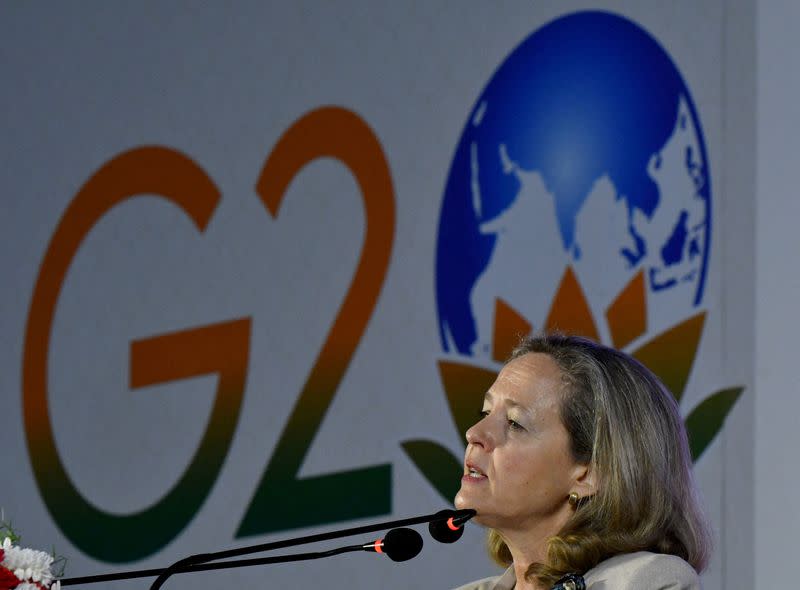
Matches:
[[453, 334, 712, 590]]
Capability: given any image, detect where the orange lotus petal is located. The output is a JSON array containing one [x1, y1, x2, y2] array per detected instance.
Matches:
[[605, 269, 647, 349], [631, 312, 706, 403], [492, 298, 533, 363], [437, 360, 497, 442], [545, 266, 600, 341]]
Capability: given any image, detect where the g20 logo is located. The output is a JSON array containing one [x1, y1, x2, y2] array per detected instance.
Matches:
[[23, 108, 396, 562]]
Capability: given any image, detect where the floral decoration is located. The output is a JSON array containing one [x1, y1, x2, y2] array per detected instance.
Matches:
[[0, 517, 62, 590]]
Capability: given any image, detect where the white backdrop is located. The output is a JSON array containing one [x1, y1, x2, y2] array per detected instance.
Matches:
[[755, 0, 800, 585], [0, 3, 754, 589]]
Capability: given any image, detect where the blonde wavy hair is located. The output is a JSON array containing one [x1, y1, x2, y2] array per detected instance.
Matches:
[[487, 334, 713, 587]]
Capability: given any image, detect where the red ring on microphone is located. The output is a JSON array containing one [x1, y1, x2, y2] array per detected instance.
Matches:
[[374, 540, 384, 554], [447, 517, 460, 531]]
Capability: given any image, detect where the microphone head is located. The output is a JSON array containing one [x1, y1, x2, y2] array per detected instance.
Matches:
[[428, 509, 476, 543], [381, 527, 423, 562]]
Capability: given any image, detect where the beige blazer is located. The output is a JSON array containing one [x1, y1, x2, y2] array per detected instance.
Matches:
[[452, 551, 701, 590]]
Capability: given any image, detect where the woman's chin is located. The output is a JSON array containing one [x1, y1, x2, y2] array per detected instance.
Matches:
[[454, 487, 482, 513]]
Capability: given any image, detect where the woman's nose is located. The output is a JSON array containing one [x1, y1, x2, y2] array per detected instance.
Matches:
[[466, 415, 495, 451]]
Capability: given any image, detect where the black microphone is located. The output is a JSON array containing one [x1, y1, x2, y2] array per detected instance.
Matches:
[[428, 509, 476, 543], [362, 527, 423, 562]]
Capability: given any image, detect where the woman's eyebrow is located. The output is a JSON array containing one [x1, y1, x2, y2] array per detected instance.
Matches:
[[505, 399, 532, 417], [483, 392, 532, 417]]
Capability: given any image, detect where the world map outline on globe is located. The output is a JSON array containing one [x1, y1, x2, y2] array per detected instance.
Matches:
[[434, 10, 711, 359]]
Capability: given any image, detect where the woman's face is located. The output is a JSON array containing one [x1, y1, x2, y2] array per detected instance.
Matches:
[[454, 352, 590, 535]]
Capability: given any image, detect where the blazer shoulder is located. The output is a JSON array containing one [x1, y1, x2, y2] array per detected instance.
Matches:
[[585, 551, 701, 589]]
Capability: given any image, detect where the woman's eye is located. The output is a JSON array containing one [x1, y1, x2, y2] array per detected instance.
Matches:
[[478, 410, 490, 419], [508, 419, 525, 431]]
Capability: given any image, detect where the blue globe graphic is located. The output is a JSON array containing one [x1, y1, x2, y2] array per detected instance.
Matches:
[[435, 11, 711, 356]]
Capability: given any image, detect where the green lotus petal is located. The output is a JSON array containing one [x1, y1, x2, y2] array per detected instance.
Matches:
[[401, 439, 463, 502], [685, 386, 744, 461]]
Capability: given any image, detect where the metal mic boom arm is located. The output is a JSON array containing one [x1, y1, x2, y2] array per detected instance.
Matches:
[[59, 508, 476, 587]]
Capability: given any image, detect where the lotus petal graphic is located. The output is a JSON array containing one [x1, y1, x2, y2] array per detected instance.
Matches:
[[403, 266, 743, 502]]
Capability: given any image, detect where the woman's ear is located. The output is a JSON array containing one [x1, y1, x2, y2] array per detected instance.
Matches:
[[572, 462, 597, 499]]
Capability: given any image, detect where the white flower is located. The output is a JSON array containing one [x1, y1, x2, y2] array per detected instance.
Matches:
[[1, 538, 55, 585]]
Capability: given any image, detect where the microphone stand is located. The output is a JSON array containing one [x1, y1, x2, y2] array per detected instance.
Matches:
[[59, 509, 475, 587], [61, 544, 365, 586]]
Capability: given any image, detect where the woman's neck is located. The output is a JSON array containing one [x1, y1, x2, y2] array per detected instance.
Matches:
[[495, 506, 574, 589], [505, 534, 549, 590]]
